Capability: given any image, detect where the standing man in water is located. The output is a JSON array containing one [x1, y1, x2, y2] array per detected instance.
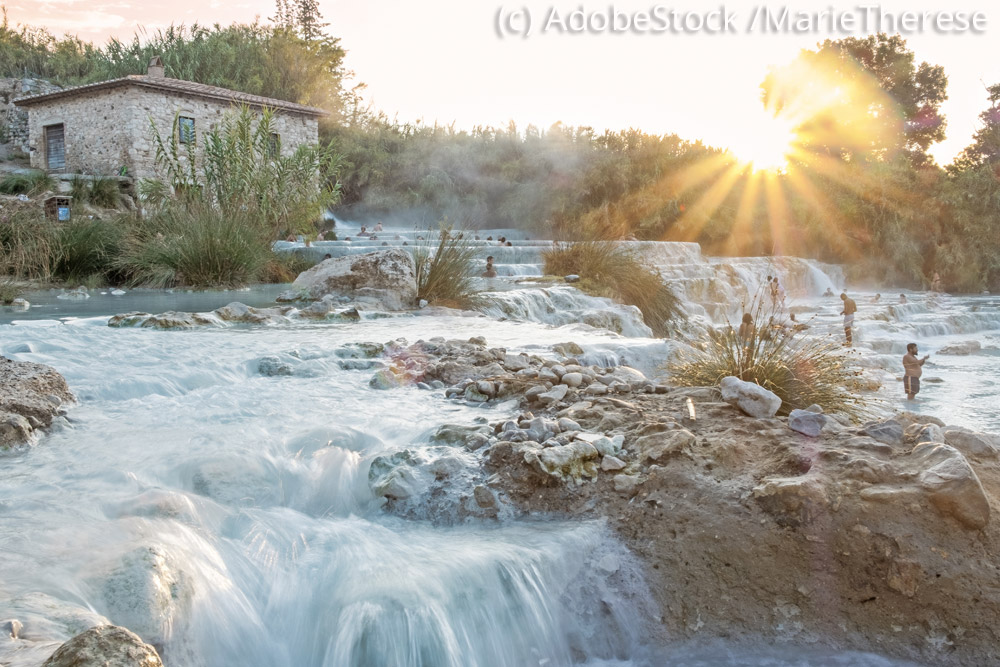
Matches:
[[903, 343, 930, 400], [840, 292, 857, 346]]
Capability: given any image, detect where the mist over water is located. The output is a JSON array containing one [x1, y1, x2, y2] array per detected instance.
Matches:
[[3, 233, 994, 666]]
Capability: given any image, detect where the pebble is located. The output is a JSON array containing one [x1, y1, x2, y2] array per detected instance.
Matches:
[[602, 455, 627, 471]]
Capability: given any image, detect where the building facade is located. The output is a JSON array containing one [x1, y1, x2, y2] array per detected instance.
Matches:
[[13, 62, 325, 182]]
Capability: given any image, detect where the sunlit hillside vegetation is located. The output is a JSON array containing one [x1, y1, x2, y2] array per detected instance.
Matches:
[[3, 8, 999, 292]]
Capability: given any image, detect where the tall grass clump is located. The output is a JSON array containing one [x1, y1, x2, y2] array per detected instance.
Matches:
[[117, 203, 272, 288], [0, 278, 21, 304], [69, 175, 122, 208], [543, 240, 682, 337], [0, 171, 55, 196], [0, 206, 57, 279], [52, 218, 125, 282], [667, 290, 871, 418], [414, 227, 483, 308]]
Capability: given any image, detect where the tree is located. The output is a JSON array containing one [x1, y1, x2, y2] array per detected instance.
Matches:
[[762, 34, 947, 166], [294, 0, 327, 41], [950, 84, 1000, 173]]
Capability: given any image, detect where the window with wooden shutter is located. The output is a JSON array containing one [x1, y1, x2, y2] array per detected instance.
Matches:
[[45, 124, 65, 171]]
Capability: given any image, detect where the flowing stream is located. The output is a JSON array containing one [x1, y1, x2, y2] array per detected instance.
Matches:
[[3, 231, 995, 666]]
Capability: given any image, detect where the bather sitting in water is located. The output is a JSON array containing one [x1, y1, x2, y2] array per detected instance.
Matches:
[[482, 256, 497, 278], [823, 287, 835, 297]]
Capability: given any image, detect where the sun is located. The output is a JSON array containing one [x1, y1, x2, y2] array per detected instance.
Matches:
[[725, 109, 797, 172]]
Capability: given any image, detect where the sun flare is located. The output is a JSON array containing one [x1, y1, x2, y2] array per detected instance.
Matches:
[[725, 110, 797, 172]]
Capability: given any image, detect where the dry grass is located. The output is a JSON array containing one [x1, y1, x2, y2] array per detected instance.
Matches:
[[543, 240, 682, 337], [414, 228, 483, 308], [666, 288, 873, 418]]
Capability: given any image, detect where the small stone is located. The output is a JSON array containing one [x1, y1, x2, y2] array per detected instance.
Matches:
[[586, 384, 609, 396], [561, 372, 584, 388], [3, 618, 23, 639], [473, 485, 497, 509], [503, 353, 531, 371], [719, 376, 781, 419], [525, 385, 547, 400], [788, 409, 827, 437], [602, 455, 627, 471], [613, 474, 641, 494], [558, 417, 582, 432], [468, 336, 487, 346], [537, 384, 569, 404], [476, 380, 496, 397], [805, 404, 824, 413], [551, 364, 567, 379]]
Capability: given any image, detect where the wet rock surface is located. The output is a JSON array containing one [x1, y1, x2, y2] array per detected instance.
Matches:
[[277, 249, 417, 310], [0, 356, 74, 449], [41, 625, 163, 667]]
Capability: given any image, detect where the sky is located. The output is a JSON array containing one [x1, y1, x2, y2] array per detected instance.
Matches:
[[8, 0, 1000, 165]]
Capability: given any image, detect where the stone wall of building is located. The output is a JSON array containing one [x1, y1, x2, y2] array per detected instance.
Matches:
[[1, 78, 61, 152], [23, 84, 319, 180]]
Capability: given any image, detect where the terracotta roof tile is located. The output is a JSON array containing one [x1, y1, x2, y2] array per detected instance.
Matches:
[[14, 75, 328, 117]]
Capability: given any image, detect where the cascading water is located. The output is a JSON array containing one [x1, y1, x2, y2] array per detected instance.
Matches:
[[3, 230, 996, 666], [0, 317, 659, 667]]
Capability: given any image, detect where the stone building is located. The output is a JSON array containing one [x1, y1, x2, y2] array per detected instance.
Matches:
[[12, 58, 326, 181]]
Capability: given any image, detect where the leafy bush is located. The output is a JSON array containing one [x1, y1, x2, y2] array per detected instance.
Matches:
[[150, 105, 340, 238], [666, 290, 871, 418], [0, 171, 55, 196], [414, 228, 482, 308], [543, 241, 682, 336]]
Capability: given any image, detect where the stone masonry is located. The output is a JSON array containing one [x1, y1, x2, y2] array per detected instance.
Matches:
[[1, 77, 61, 152], [14, 74, 322, 181]]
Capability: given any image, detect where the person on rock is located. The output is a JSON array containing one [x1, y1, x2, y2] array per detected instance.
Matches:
[[482, 256, 497, 278], [903, 343, 930, 400], [840, 292, 857, 346]]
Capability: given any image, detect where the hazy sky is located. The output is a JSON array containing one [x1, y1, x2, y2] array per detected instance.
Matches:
[[9, 0, 1000, 164]]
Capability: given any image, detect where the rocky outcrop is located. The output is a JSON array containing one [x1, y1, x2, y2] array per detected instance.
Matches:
[[367, 344, 1000, 666], [42, 625, 162, 667], [277, 249, 417, 310], [0, 356, 73, 449]]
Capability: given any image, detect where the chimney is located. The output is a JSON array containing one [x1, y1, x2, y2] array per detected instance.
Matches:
[[147, 56, 165, 78]]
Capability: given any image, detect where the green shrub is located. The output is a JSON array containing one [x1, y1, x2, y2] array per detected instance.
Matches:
[[52, 218, 124, 282], [117, 202, 272, 287], [68, 175, 123, 208], [0, 171, 55, 196], [666, 289, 871, 418], [414, 227, 482, 308], [543, 241, 682, 336]]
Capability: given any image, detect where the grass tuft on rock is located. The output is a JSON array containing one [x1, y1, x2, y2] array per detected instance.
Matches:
[[543, 240, 682, 337], [667, 290, 872, 418], [414, 227, 482, 309]]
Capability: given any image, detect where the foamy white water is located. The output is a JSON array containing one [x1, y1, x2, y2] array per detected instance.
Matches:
[[4, 238, 995, 666]]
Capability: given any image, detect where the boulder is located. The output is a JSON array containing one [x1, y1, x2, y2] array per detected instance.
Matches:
[[937, 340, 981, 355], [788, 409, 827, 437], [42, 625, 163, 667], [0, 356, 74, 448], [943, 427, 1000, 460], [912, 443, 990, 530], [719, 376, 781, 419], [100, 546, 192, 648], [278, 249, 417, 310]]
